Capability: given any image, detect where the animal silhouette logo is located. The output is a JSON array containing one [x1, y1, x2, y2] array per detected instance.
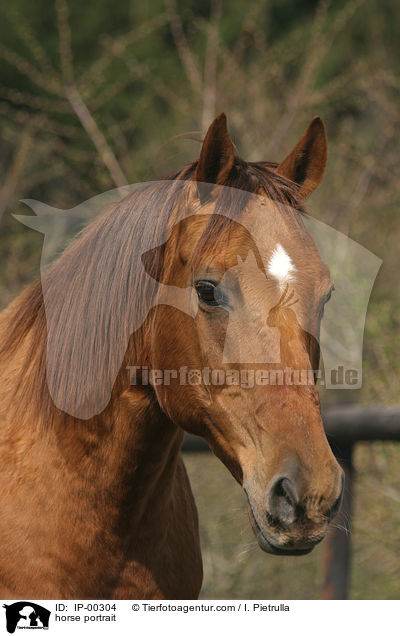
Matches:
[[3, 602, 50, 633]]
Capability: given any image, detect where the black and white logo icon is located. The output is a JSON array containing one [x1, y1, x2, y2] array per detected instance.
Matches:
[[2, 602, 50, 633]]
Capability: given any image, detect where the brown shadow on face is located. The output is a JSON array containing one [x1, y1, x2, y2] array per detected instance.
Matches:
[[139, 213, 268, 377], [267, 285, 299, 326], [267, 285, 321, 379], [141, 213, 266, 287], [141, 213, 322, 378]]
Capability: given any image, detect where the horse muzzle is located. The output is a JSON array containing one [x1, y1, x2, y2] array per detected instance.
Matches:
[[244, 465, 344, 556]]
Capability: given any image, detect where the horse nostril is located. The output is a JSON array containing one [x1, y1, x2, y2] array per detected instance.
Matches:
[[326, 474, 345, 521], [279, 477, 299, 506], [267, 476, 299, 526]]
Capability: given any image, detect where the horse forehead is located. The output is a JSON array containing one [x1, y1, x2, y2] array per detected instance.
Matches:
[[174, 196, 325, 277], [240, 198, 325, 271], [175, 212, 256, 266]]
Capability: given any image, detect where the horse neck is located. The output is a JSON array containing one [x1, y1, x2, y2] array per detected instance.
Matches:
[[47, 386, 184, 527], [0, 306, 183, 533], [0, 280, 184, 506]]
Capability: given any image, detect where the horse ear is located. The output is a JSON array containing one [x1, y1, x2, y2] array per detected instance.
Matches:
[[195, 113, 235, 185], [275, 117, 327, 198]]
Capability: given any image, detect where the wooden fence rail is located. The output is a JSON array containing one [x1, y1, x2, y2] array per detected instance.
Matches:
[[182, 404, 400, 600]]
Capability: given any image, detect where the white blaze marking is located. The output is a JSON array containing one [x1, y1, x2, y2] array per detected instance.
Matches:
[[267, 243, 296, 289]]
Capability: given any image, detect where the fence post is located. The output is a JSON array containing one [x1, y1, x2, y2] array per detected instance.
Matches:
[[322, 442, 354, 599]]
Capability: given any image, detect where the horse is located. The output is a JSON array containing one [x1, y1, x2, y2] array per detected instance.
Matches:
[[0, 113, 343, 599]]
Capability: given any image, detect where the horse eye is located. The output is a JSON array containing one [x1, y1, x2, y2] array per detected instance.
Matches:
[[195, 280, 220, 306], [324, 285, 335, 303], [319, 285, 335, 318]]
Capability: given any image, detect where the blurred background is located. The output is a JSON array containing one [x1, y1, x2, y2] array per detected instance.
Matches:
[[0, 0, 398, 599]]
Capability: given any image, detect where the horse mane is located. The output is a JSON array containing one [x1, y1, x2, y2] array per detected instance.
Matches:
[[0, 156, 303, 424]]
